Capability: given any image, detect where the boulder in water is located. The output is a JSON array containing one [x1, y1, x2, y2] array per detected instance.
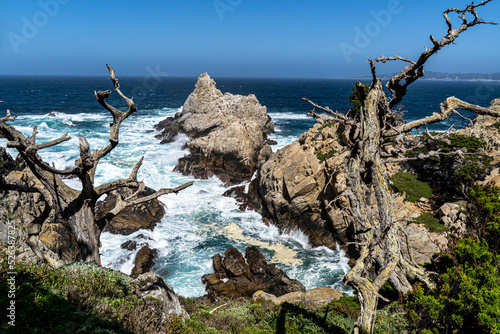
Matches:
[[202, 246, 305, 298]]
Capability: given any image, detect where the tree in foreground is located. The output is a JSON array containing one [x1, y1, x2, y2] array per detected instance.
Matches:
[[306, 1, 498, 333], [0, 65, 193, 267]]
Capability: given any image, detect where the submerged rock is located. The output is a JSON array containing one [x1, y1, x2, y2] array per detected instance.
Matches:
[[202, 246, 305, 298], [155, 73, 274, 185], [131, 245, 159, 278]]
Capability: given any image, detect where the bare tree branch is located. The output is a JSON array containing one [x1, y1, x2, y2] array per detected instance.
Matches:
[[96, 181, 194, 229], [93, 64, 138, 162], [383, 96, 500, 137], [0, 110, 16, 122], [26, 132, 71, 155], [302, 97, 357, 128], [374, 0, 498, 110]]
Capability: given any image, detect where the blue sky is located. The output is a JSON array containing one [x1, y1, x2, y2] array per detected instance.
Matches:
[[0, 0, 499, 78]]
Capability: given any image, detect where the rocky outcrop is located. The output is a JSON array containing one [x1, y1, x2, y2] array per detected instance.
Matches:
[[96, 187, 165, 235], [131, 245, 159, 278], [400, 224, 448, 265], [131, 272, 187, 319], [202, 246, 305, 298], [0, 146, 15, 174], [437, 202, 467, 235], [0, 166, 65, 265], [255, 122, 351, 249], [155, 73, 274, 185]]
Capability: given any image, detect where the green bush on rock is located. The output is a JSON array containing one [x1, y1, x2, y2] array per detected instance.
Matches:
[[405, 238, 500, 334], [405, 133, 492, 192], [414, 213, 449, 233], [390, 172, 432, 203]]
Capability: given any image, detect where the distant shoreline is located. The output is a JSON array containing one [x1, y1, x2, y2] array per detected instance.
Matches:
[[359, 77, 500, 83]]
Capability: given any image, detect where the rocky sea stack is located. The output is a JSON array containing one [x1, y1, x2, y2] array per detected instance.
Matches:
[[155, 73, 274, 185]]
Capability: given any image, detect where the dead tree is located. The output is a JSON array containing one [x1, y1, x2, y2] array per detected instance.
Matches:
[[307, 2, 498, 333], [0, 65, 193, 267]]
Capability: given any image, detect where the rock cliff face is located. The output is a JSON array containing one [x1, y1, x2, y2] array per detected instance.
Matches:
[[253, 115, 477, 264], [1, 151, 66, 264], [155, 73, 274, 185], [131, 272, 188, 321], [202, 246, 305, 298], [255, 122, 351, 250]]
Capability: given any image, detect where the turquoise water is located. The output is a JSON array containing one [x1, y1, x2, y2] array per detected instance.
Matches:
[[1, 76, 499, 297]]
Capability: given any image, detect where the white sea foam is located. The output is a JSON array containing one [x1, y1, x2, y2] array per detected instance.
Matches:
[[268, 112, 310, 120], [0, 107, 352, 297]]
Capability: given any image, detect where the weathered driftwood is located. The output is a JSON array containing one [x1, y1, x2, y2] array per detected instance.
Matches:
[[307, 2, 497, 333], [0, 65, 193, 266]]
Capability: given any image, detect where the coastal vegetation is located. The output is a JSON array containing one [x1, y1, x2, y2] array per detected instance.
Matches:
[[0, 256, 413, 333], [404, 184, 500, 333], [1, 2, 500, 334], [302, 1, 499, 332], [390, 172, 432, 203]]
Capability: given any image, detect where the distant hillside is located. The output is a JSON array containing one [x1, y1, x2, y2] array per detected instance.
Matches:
[[363, 72, 500, 81]]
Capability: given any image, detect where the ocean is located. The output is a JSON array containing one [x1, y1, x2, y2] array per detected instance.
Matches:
[[1, 76, 499, 297]]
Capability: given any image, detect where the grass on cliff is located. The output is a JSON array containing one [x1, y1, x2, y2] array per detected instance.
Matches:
[[414, 213, 449, 233], [0, 258, 415, 333], [391, 172, 433, 203], [0, 260, 133, 334], [174, 295, 413, 334], [315, 149, 336, 161]]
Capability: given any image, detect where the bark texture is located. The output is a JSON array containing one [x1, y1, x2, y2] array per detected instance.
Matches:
[[0, 65, 193, 267], [304, 2, 497, 333]]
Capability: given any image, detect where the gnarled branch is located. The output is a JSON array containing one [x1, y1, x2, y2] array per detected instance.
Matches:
[[383, 96, 500, 137], [94, 64, 138, 162], [376, 0, 498, 110]]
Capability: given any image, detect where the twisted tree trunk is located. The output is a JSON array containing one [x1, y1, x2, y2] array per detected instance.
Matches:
[[305, 2, 498, 333], [0, 65, 193, 266]]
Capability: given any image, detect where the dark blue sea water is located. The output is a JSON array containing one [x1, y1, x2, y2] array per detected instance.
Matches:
[[1, 75, 499, 297]]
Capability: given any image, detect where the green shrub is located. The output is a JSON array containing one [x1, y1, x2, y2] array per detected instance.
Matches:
[[0, 262, 132, 334], [414, 213, 449, 232], [349, 84, 368, 117], [179, 295, 410, 334], [326, 296, 360, 319], [469, 185, 500, 252], [405, 239, 500, 334], [390, 172, 432, 203], [318, 122, 336, 131], [315, 149, 336, 161], [405, 133, 491, 192]]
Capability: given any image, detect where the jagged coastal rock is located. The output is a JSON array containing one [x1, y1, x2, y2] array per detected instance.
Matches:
[[95, 187, 166, 235], [254, 122, 351, 250], [132, 272, 188, 320], [155, 73, 274, 185], [202, 246, 305, 297]]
